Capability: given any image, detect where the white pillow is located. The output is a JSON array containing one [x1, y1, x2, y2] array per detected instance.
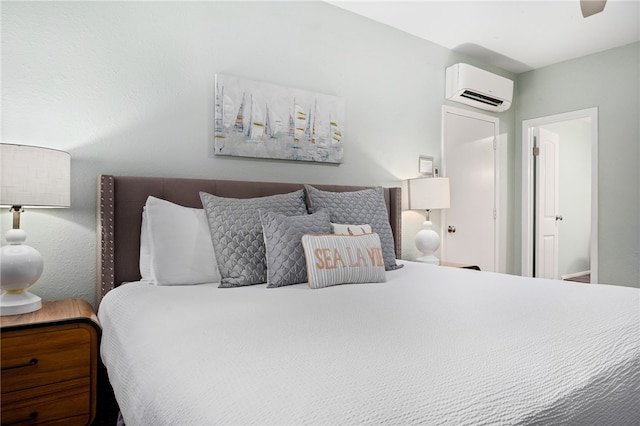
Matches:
[[143, 196, 221, 285], [330, 223, 372, 236], [301, 233, 386, 289], [139, 209, 153, 281]]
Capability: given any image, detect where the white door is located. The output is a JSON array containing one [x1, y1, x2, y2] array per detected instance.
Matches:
[[442, 107, 497, 272], [534, 127, 560, 279]]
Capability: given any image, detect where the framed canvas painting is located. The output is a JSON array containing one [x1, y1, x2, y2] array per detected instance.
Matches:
[[214, 74, 345, 164]]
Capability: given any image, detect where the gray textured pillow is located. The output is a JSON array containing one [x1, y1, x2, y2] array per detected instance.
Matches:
[[259, 209, 330, 288], [304, 185, 402, 271], [200, 190, 308, 287]]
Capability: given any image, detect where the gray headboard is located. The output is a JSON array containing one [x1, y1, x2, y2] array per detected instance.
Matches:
[[96, 175, 402, 305]]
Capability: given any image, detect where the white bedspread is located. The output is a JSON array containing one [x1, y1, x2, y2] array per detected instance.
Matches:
[[99, 261, 640, 425]]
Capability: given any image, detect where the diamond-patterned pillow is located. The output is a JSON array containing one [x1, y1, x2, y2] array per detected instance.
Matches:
[[304, 185, 402, 271], [200, 190, 308, 287], [259, 209, 330, 288]]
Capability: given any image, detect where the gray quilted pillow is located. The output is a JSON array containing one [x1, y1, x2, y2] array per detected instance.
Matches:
[[259, 209, 330, 288], [304, 185, 402, 271], [200, 190, 308, 287]]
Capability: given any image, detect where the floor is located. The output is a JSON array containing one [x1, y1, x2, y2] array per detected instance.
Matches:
[[564, 273, 591, 284]]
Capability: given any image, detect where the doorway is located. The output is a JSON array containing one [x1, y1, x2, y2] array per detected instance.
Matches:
[[521, 108, 598, 283], [442, 106, 499, 272]]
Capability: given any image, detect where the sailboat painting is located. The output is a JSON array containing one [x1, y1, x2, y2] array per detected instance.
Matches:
[[214, 74, 345, 164]]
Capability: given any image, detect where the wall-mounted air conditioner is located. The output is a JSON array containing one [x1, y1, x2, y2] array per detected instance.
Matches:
[[445, 63, 513, 112]]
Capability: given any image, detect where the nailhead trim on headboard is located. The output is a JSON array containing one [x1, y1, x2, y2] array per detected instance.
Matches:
[[97, 175, 115, 305]]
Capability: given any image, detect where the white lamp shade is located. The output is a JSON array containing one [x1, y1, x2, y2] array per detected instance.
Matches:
[[0, 144, 70, 207], [406, 177, 450, 210]]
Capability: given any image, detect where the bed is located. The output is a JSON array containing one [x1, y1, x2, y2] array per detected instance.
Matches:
[[96, 175, 640, 425]]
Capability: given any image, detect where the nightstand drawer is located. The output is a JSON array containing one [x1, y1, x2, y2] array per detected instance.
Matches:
[[1, 377, 91, 426], [1, 326, 91, 394], [0, 299, 100, 425]]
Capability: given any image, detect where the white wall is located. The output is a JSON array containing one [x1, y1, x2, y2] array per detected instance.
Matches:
[[1, 1, 516, 307], [517, 42, 640, 287]]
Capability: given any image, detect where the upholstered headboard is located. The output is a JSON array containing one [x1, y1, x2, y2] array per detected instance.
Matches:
[[96, 175, 402, 304]]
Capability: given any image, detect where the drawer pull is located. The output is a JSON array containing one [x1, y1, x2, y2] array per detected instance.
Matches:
[[1, 358, 38, 371], [1, 411, 38, 426]]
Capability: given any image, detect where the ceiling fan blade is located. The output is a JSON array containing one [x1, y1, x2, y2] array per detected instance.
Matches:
[[580, 0, 607, 17]]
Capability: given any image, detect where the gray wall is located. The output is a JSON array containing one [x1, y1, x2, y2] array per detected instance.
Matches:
[[516, 42, 640, 287], [1, 1, 516, 306], [5, 2, 636, 307]]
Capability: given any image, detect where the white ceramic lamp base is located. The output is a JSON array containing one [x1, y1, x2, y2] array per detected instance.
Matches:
[[0, 291, 42, 315], [415, 220, 441, 264], [0, 229, 44, 316]]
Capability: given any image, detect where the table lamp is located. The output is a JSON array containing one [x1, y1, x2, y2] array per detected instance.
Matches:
[[0, 144, 70, 315], [406, 177, 450, 264]]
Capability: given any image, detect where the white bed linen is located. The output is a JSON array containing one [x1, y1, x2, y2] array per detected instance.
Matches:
[[98, 261, 640, 425]]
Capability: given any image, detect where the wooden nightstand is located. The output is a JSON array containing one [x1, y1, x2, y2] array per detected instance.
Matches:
[[439, 261, 481, 270], [0, 299, 100, 426]]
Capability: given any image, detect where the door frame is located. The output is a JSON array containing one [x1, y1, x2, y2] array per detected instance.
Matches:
[[441, 105, 500, 272], [521, 107, 598, 282]]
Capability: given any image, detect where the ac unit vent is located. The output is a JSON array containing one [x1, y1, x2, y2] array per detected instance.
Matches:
[[460, 90, 504, 107], [445, 63, 513, 112]]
